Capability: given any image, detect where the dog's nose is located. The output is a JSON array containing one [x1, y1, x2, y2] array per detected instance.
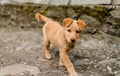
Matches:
[[71, 38, 75, 42]]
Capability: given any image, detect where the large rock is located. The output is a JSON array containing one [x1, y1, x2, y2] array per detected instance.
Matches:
[[70, 0, 111, 5], [112, 0, 120, 4], [0, 64, 41, 76], [38, 0, 51, 5], [110, 8, 120, 18], [0, 0, 43, 4], [0, 0, 112, 5], [50, 0, 69, 6], [0, 0, 69, 6], [79, 15, 101, 34]]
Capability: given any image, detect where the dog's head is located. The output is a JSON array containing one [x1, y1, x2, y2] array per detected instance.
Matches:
[[63, 18, 86, 43]]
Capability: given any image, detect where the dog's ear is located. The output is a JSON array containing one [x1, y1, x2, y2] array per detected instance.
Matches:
[[77, 20, 86, 31], [63, 18, 73, 27]]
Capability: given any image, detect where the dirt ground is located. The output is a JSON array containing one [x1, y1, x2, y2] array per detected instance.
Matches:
[[0, 5, 120, 76]]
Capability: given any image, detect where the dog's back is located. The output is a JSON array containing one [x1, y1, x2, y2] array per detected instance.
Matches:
[[44, 21, 63, 46], [35, 13, 63, 47]]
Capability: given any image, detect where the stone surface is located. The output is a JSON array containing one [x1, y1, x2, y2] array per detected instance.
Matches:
[[0, 0, 118, 5], [112, 0, 120, 4], [110, 8, 120, 18], [98, 59, 117, 65], [0, 0, 44, 4], [38, 0, 51, 5], [50, 0, 69, 6], [70, 0, 111, 5], [115, 74, 120, 76], [0, 64, 41, 76]]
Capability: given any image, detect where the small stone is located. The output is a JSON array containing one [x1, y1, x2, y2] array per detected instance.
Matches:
[[18, 72, 25, 76], [16, 46, 23, 51], [114, 71, 117, 75], [107, 65, 112, 73], [20, 61, 28, 65]]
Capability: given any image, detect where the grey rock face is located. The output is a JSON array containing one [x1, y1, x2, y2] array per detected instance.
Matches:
[[0, 64, 41, 76]]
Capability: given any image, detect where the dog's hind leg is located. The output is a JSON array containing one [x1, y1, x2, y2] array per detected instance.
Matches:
[[43, 37, 51, 59], [43, 27, 51, 60]]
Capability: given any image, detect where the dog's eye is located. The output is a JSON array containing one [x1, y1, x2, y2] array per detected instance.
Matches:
[[67, 29, 71, 32], [76, 30, 80, 33]]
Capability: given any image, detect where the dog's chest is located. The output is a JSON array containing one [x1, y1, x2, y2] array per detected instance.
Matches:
[[51, 40, 59, 48], [68, 43, 74, 49]]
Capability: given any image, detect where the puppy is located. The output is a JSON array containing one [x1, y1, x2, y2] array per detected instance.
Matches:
[[35, 13, 86, 76]]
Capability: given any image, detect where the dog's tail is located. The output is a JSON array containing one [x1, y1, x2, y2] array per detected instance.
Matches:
[[35, 12, 51, 23]]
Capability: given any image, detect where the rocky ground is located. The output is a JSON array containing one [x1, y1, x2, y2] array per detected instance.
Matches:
[[0, 4, 120, 76]]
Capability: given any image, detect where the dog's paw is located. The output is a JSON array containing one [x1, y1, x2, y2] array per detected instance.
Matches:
[[59, 58, 64, 67], [45, 54, 51, 60], [58, 64, 64, 67], [70, 72, 78, 76], [74, 73, 78, 76]]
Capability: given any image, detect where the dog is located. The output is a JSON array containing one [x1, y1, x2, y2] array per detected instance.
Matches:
[[35, 13, 86, 76]]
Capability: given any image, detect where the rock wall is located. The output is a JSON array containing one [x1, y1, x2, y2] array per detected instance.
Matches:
[[0, 0, 120, 6], [0, 5, 119, 37]]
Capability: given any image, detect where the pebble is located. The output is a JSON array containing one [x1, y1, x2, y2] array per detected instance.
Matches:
[[107, 65, 112, 73]]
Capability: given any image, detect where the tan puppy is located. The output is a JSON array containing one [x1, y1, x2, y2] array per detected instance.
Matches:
[[35, 13, 86, 76]]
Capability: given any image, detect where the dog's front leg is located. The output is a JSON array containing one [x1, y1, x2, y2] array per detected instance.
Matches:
[[59, 57, 64, 66], [43, 39, 51, 60], [60, 51, 77, 76]]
